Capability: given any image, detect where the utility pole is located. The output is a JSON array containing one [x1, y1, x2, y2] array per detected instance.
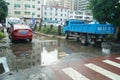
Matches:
[[39, 0, 44, 31]]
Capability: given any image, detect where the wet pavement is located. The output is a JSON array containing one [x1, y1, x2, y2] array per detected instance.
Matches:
[[0, 33, 120, 80]]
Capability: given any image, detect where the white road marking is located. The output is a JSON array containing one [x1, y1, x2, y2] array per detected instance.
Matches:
[[116, 57, 120, 60], [103, 60, 120, 68], [62, 67, 90, 80], [85, 63, 120, 80]]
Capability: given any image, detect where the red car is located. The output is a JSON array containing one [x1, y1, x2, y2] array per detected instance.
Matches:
[[8, 24, 33, 42]]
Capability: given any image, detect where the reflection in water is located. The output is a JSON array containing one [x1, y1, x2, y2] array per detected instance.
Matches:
[[7, 40, 59, 71], [9, 43, 33, 71], [10, 43, 32, 57], [41, 47, 58, 65], [63, 40, 101, 54]]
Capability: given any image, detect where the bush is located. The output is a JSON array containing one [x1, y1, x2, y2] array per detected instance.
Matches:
[[0, 32, 6, 40], [104, 34, 113, 41]]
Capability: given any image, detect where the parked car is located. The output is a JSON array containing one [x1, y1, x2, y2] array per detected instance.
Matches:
[[0, 23, 5, 32], [8, 24, 33, 42]]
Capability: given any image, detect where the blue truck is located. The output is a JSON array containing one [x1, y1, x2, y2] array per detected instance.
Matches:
[[63, 19, 115, 45]]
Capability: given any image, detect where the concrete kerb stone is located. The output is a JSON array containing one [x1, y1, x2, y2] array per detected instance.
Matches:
[[34, 32, 65, 39]]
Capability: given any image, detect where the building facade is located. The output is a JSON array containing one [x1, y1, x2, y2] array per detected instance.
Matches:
[[69, 10, 93, 22], [5, 0, 43, 24], [74, 0, 89, 11], [42, 5, 69, 25], [5, 0, 93, 25]]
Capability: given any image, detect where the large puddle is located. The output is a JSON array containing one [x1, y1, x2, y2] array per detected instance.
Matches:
[[0, 34, 120, 75]]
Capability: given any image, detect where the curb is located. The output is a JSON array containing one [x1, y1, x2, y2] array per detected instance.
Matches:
[[34, 32, 65, 39]]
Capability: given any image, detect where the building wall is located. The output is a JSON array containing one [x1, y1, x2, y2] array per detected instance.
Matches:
[[5, 0, 93, 25], [76, 0, 89, 11], [69, 10, 93, 21], [5, 0, 42, 24], [42, 5, 69, 25]]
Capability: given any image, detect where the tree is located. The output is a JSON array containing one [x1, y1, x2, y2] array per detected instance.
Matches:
[[88, 0, 120, 41], [0, 0, 8, 22]]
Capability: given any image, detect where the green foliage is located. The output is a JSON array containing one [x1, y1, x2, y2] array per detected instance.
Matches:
[[88, 0, 120, 26], [0, 32, 6, 40], [0, 0, 8, 22], [38, 25, 64, 35], [104, 34, 114, 41]]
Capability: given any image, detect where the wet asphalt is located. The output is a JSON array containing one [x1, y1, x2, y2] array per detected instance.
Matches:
[[0, 33, 120, 80]]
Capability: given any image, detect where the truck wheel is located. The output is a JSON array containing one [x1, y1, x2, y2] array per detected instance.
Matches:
[[81, 35, 87, 45], [65, 32, 69, 39], [76, 37, 80, 42]]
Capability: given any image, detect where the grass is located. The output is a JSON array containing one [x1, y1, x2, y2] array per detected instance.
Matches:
[[34, 25, 65, 36], [0, 32, 6, 40]]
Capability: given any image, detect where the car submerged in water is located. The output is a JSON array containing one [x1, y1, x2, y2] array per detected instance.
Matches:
[[7, 19, 33, 42]]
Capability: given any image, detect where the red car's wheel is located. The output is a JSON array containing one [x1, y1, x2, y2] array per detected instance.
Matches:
[[11, 38, 14, 43], [29, 39, 32, 42]]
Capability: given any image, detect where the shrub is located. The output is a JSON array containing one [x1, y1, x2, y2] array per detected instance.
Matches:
[[0, 32, 6, 40], [104, 34, 113, 41]]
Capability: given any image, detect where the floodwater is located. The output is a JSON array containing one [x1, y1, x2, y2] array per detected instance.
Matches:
[[0, 34, 120, 80]]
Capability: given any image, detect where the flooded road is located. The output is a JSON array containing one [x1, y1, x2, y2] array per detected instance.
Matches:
[[0, 33, 120, 80]]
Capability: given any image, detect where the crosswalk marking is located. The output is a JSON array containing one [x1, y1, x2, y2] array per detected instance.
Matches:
[[103, 60, 120, 68], [62, 67, 90, 80], [85, 63, 120, 80], [116, 57, 120, 60]]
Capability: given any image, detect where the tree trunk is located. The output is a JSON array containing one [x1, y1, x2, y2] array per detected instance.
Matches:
[[115, 27, 120, 42]]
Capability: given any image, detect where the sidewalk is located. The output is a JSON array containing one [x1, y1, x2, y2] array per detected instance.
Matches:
[[111, 42, 120, 47]]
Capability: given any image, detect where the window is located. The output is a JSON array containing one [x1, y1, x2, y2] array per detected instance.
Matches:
[[37, 14, 40, 17], [14, 11, 21, 15], [25, 4, 31, 8], [24, 11, 30, 15], [44, 18, 47, 20], [44, 12, 47, 15], [32, 12, 35, 15], [32, 5, 35, 8], [14, 4, 20, 9], [55, 13, 57, 16], [70, 16, 73, 18], [55, 18, 57, 21], [61, 9, 63, 12], [70, 22, 84, 24], [64, 14, 66, 17], [37, 8, 40, 10], [85, 17, 90, 19], [51, 8, 52, 10], [65, 21, 68, 26], [50, 18, 52, 20], [56, 8, 57, 11], [38, 1, 40, 4], [44, 7, 47, 10]]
